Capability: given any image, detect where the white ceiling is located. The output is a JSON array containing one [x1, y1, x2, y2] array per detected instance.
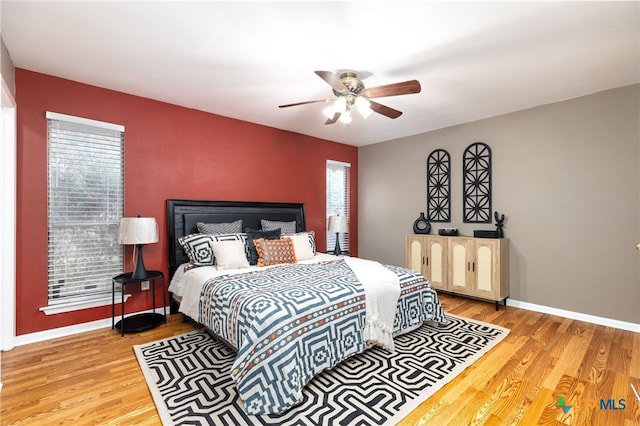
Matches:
[[1, 1, 638, 147]]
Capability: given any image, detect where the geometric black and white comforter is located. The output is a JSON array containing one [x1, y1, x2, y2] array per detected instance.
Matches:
[[182, 258, 444, 415]]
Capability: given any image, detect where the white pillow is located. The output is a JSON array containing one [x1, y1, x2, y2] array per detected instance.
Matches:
[[288, 233, 315, 261], [209, 240, 250, 270]]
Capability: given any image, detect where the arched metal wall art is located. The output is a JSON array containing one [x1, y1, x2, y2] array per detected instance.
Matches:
[[463, 142, 492, 223], [426, 149, 451, 222]]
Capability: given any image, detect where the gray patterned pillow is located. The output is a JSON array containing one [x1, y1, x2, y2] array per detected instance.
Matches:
[[178, 232, 249, 266], [261, 219, 296, 234], [178, 233, 216, 266], [197, 220, 243, 235]]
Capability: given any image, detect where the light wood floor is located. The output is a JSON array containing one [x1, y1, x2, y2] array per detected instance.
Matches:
[[1, 295, 638, 425]]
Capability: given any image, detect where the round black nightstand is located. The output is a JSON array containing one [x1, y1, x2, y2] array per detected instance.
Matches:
[[111, 270, 166, 336]]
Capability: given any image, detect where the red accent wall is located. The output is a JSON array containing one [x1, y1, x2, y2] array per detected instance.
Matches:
[[15, 69, 358, 336]]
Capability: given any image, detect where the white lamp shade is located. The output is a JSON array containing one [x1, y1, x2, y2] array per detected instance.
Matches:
[[322, 104, 336, 119], [338, 111, 352, 124], [118, 217, 159, 245], [328, 215, 348, 233], [333, 97, 347, 114], [355, 96, 372, 119]]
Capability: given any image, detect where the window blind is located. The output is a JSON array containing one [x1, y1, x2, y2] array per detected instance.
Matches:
[[326, 160, 351, 252], [47, 113, 124, 304]]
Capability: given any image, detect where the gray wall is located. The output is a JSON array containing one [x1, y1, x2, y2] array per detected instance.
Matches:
[[359, 84, 639, 324]]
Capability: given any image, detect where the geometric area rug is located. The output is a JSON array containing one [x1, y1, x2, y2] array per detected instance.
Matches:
[[134, 314, 509, 426]]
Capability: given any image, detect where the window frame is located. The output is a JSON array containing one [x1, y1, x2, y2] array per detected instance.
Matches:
[[41, 112, 127, 314], [326, 159, 351, 253]]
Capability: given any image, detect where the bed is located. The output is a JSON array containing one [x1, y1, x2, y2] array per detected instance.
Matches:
[[166, 199, 445, 415]]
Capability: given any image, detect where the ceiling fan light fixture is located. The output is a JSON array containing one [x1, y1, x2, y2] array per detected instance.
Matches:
[[279, 70, 420, 125], [355, 96, 372, 119], [322, 104, 335, 119], [339, 110, 352, 124], [333, 96, 347, 114]]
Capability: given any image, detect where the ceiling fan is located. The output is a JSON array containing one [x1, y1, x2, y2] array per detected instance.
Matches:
[[279, 71, 421, 125]]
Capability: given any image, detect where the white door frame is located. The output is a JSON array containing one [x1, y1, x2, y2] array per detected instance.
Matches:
[[1, 76, 17, 389]]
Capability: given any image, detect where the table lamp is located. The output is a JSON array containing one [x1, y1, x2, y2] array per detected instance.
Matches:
[[118, 217, 159, 279], [328, 215, 348, 255]]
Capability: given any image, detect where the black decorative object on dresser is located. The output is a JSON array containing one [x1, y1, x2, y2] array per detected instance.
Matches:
[[494, 211, 505, 237], [463, 142, 492, 223], [438, 228, 458, 236], [426, 149, 451, 222], [474, 211, 506, 238], [473, 230, 499, 239], [412, 212, 431, 234], [112, 270, 166, 336]]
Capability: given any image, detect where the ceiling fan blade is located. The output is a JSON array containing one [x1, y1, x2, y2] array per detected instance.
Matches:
[[361, 80, 421, 99], [369, 100, 403, 119], [324, 112, 340, 125], [278, 99, 327, 108], [315, 71, 347, 92]]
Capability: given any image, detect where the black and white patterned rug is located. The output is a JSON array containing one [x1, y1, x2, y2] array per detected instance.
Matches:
[[134, 315, 508, 425]]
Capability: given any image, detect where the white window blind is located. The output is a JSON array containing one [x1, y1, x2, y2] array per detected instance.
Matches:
[[47, 112, 124, 305], [326, 160, 351, 252]]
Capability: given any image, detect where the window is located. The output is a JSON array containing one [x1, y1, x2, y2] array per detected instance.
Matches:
[[326, 160, 351, 252], [45, 112, 124, 311]]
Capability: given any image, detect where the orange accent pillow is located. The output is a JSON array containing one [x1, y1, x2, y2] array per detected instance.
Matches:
[[253, 237, 297, 267]]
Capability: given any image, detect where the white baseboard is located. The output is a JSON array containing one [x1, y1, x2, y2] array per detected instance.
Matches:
[[508, 299, 640, 333], [13, 306, 172, 347]]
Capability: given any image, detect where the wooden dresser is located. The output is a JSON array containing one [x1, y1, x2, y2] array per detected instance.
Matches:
[[406, 234, 509, 310]]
